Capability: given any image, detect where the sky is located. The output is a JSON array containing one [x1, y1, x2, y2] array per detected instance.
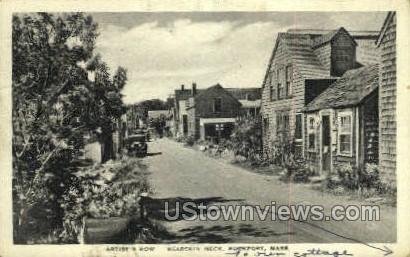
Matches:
[[90, 12, 387, 104]]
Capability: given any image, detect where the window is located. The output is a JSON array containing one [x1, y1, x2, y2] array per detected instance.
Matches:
[[269, 71, 276, 101], [338, 112, 353, 156], [213, 98, 222, 112], [295, 113, 303, 140], [286, 65, 292, 96], [307, 115, 316, 151], [277, 68, 285, 99], [276, 111, 290, 136]]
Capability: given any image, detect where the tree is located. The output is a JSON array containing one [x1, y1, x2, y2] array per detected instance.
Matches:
[[12, 13, 126, 243], [136, 99, 168, 111]]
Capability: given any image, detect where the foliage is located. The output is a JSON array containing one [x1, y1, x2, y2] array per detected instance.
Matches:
[[136, 99, 171, 111], [184, 135, 196, 147], [325, 164, 356, 190], [60, 158, 151, 243], [149, 115, 166, 137], [359, 163, 379, 188], [12, 13, 127, 243], [230, 117, 263, 165]]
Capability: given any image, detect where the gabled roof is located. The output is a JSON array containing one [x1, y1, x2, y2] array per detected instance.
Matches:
[[262, 27, 368, 88], [279, 33, 330, 79], [187, 84, 242, 109], [312, 27, 357, 48], [376, 11, 396, 46], [304, 64, 379, 112], [174, 89, 204, 101], [287, 28, 379, 38]]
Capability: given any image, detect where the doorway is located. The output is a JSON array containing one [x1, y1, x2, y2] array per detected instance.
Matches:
[[321, 115, 331, 173], [182, 115, 188, 135]]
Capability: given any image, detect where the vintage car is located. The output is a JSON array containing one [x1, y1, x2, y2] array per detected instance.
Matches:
[[126, 133, 147, 156]]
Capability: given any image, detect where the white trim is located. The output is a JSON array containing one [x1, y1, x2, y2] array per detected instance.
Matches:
[[337, 110, 353, 157], [199, 118, 236, 126]]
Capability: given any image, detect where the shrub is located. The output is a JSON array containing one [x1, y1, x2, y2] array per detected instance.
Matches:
[[184, 135, 196, 146], [359, 163, 379, 189], [59, 158, 151, 243], [336, 164, 358, 190], [230, 117, 263, 165]]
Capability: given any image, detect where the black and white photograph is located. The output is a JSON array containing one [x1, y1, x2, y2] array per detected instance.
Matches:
[[1, 1, 409, 256]]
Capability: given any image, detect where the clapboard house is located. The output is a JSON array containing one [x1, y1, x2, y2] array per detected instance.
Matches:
[[186, 84, 242, 141], [303, 64, 379, 174], [377, 12, 396, 185], [261, 27, 378, 159]]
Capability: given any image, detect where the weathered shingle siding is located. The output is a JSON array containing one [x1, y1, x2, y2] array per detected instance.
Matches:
[[314, 43, 331, 71], [356, 38, 380, 65], [378, 13, 396, 185], [330, 32, 357, 77], [261, 39, 305, 152]]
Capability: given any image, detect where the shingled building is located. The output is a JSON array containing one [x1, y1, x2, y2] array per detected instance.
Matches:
[[260, 28, 379, 159], [376, 12, 396, 185], [303, 64, 379, 174]]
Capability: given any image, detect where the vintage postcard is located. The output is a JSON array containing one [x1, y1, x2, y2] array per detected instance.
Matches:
[[0, 0, 409, 257]]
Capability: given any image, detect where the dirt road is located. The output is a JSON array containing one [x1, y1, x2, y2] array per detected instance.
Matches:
[[142, 138, 396, 244]]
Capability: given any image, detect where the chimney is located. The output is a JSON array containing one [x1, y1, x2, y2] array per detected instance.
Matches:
[[181, 84, 185, 91], [192, 83, 197, 96]]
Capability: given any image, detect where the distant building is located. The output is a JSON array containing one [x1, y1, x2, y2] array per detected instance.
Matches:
[[225, 88, 261, 117], [303, 64, 379, 174], [186, 84, 242, 141], [173, 84, 203, 137], [260, 27, 379, 159], [147, 110, 169, 121], [126, 104, 147, 133], [376, 12, 396, 185], [172, 83, 261, 139]]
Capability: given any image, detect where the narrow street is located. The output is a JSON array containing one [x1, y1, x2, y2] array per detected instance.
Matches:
[[141, 138, 396, 244]]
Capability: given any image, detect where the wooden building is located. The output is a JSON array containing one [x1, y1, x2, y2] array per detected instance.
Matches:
[[303, 64, 379, 174], [186, 84, 242, 141], [260, 27, 378, 159], [173, 84, 203, 137], [376, 12, 396, 185]]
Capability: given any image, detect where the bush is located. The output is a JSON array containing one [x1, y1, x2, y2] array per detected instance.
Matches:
[[184, 135, 196, 147], [359, 163, 379, 189], [230, 117, 263, 165], [59, 158, 151, 243], [336, 164, 358, 190]]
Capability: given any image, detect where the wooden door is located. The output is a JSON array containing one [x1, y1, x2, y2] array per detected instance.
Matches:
[[321, 115, 331, 172]]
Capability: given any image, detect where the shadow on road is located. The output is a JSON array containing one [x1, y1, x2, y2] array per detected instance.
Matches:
[[148, 222, 295, 244], [142, 196, 244, 221], [140, 196, 295, 243], [145, 152, 162, 157]]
